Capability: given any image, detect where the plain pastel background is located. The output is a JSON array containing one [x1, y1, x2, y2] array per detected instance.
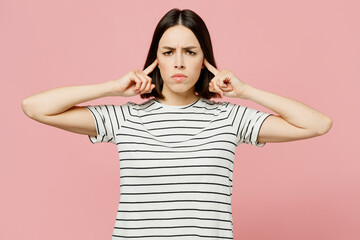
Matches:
[[1, 0, 359, 239]]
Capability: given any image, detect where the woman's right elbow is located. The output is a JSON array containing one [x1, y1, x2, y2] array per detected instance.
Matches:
[[22, 98, 36, 119]]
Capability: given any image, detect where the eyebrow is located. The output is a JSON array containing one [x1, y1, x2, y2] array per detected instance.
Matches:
[[162, 46, 198, 50]]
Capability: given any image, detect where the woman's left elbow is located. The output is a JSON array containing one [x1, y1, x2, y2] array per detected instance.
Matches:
[[317, 117, 333, 135]]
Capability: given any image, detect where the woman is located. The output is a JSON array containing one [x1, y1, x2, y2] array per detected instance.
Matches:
[[22, 8, 332, 240]]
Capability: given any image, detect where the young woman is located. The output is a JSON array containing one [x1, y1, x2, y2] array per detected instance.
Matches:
[[22, 8, 332, 240]]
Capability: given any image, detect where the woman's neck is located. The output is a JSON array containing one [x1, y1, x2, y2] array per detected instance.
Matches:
[[155, 95, 200, 106]]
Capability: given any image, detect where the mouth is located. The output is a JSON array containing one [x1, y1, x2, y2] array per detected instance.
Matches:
[[171, 76, 187, 82], [171, 74, 188, 82], [172, 74, 187, 77]]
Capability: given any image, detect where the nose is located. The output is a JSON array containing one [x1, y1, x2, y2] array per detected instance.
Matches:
[[175, 64, 185, 69], [174, 53, 185, 69]]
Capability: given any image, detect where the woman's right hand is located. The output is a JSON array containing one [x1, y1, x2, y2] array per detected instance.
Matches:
[[111, 58, 159, 97]]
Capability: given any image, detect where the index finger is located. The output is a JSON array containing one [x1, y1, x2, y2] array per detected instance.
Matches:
[[203, 58, 219, 76], [143, 58, 159, 76]]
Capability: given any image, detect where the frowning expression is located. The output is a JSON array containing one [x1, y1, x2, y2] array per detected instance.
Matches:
[[157, 25, 204, 95]]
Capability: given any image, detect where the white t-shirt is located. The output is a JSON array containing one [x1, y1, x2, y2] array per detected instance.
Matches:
[[85, 97, 272, 240]]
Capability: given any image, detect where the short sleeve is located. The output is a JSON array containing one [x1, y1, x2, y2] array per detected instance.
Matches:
[[85, 104, 126, 144], [228, 102, 272, 147]]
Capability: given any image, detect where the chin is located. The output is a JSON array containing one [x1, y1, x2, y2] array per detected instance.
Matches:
[[169, 86, 192, 93]]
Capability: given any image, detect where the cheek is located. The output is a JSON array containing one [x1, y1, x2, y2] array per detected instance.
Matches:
[[157, 56, 167, 69], [159, 62, 174, 76], [158, 62, 168, 73], [157, 61, 171, 80], [191, 60, 203, 73], [190, 56, 203, 67]]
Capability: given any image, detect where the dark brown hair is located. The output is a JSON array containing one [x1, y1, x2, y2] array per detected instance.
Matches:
[[140, 8, 221, 100]]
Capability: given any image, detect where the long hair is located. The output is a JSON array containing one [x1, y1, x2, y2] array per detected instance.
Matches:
[[140, 8, 221, 100]]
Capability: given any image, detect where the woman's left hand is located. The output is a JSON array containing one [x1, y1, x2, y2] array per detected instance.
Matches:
[[203, 58, 248, 98]]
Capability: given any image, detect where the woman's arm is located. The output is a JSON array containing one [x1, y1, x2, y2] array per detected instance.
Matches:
[[22, 81, 115, 118], [241, 84, 333, 143], [203, 58, 333, 144], [21, 60, 158, 137], [22, 59, 159, 118], [21, 81, 116, 137]]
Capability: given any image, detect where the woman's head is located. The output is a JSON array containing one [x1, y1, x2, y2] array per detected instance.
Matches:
[[140, 8, 221, 100]]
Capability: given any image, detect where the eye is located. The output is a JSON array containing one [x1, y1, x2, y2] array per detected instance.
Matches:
[[163, 51, 172, 56], [162, 50, 196, 56]]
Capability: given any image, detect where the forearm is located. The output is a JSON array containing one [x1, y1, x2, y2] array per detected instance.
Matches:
[[22, 80, 116, 117], [241, 84, 333, 134]]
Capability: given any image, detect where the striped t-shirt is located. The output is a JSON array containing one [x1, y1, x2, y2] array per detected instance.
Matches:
[[85, 97, 272, 240]]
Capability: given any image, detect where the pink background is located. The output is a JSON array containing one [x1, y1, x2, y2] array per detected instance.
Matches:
[[1, 0, 359, 239]]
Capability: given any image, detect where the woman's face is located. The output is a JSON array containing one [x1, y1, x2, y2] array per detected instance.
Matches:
[[156, 25, 204, 96]]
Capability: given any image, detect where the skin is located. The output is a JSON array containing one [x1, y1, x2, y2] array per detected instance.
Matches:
[[21, 24, 332, 143], [155, 25, 205, 106], [131, 26, 333, 144]]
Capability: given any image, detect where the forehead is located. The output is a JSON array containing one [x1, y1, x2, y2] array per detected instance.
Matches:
[[158, 25, 200, 47]]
